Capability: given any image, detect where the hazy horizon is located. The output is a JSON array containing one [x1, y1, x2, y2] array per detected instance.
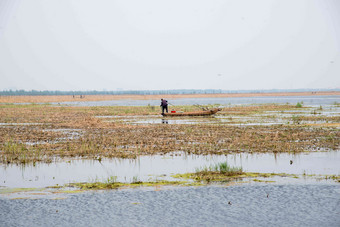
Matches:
[[1, 0, 339, 91]]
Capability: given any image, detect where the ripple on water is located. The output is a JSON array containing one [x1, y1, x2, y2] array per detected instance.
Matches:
[[0, 184, 339, 226]]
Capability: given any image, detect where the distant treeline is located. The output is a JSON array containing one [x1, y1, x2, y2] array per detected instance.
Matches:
[[0, 88, 339, 96]]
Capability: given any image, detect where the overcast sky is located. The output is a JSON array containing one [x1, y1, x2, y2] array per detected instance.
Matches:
[[0, 0, 339, 91]]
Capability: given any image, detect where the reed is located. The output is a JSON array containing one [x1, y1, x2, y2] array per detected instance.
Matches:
[[211, 162, 243, 174], [0, 103, 339, 165], [195, 162, 243, 176]]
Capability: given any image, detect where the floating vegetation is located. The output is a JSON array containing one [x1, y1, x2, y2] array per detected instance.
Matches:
[[67, 179, 197, 190], [1, 172, 338, 197], [324, 175, 340, 183], [173, 170, 303, 184], [302, 173, 340, 183], [49, 171, 309, 191], [0, 187, 43, 194], [171, 161, 311, 183]]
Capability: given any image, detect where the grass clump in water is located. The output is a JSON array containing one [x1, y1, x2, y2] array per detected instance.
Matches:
[[196, 161, 243, 176], [186, 162, 245, 182], [295, 102, 303, 108], [211, 162, 243, 174]]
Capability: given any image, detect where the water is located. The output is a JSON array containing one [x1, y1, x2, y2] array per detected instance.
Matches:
[[55, 95, 340, 106], [1, 184, 339, 226], [2, 96, 339, 226], [1, 151, 339, 188]]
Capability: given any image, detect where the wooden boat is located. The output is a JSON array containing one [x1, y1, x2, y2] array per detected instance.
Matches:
[[162, 108, 221, 117]]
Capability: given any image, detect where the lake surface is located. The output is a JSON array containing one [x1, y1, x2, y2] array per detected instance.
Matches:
[[56, 95, 340, 106], [1, 184, 339, 226]]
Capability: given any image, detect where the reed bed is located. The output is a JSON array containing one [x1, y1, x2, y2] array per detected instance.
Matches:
[[0, 104, 339, 164]]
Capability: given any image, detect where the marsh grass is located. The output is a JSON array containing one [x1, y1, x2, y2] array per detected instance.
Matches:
[[295, 102, 303, 108], [195, 162, 243, 178], [211, 162, 243, 174], [180, 162, 245, 183], [0, 103, 339, 164], [1, 139, 46, 164]]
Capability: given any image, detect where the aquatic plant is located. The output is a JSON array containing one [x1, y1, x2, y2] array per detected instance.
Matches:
[[211, 162, 243, 174], [68, 179, 191, 190], [295, 102, 303, 108], [106, 176, 117, 184], [173, 171, 302, 184], [195, 162, 243, 177], [132, 176, 141, 184]]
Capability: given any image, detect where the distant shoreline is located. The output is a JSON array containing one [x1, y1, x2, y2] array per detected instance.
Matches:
[[0, 91, 339, 104]]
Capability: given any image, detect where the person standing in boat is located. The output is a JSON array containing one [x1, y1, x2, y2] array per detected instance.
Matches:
[[160, 98, 168, 114]]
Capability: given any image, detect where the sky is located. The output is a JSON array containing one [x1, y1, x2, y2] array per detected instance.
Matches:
[[0, 0, 339, 91]]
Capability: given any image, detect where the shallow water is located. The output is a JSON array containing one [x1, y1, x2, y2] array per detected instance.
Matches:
[[1, 150, 339, 188], [55, 95, 340, 106], [99, 104, 340, 126], [1, 184, 339, 226]]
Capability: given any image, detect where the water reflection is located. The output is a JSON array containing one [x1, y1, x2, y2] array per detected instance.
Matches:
[[0, 150, 339, 188]]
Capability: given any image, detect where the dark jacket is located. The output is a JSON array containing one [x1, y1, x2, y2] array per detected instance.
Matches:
[[161, 99, 168, 106]]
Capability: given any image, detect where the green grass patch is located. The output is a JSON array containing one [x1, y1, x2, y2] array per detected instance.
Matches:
[[195, 161, 243, 176], [295, 102, 303, 108]]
